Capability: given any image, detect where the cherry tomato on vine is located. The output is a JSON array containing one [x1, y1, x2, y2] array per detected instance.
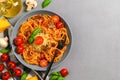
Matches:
[[0, 54, 9, 62], [0, 63, 4, 72], [2, 71, 10, 80], [52, 15, 60, 23], [34, 36, 44, 45], [8, 61, 16, 69], [56, 21, 63, 29], [60, 68, 69, 77], [14, 68, 22, 77], [14, 36, 23, 46], [16, 45, 24, 54], [39, 59, 48, 67]]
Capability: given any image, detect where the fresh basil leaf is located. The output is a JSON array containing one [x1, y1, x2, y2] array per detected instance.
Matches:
[[49, 75, 58, 80], [57, 76, 65, 80], [0, 48, 11, 53], [42, 0, 52, 8]]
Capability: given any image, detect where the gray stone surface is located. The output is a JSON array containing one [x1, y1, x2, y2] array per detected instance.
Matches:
[[7, 0, 120, 80]]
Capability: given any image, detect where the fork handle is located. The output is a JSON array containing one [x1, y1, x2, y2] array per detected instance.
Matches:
[[43, 50, 58, 80]]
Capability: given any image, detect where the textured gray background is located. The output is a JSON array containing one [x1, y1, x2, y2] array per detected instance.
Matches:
[[8, 0, 120, 80]]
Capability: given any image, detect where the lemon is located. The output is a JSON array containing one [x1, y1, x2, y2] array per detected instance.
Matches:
[[27, 76, 38, 80], [0, 16, 11, 33]]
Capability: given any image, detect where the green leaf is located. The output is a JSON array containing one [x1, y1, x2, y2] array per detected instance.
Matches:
[[28, 28, 41, 44], [57, 76, 65, 80], [57, 72, 62, 76], [49, 75, 58, 80], [20, 72, 28, 80], [50, 72, 61, 76], [0, 48, 11, 53], [50, 72, 58, 76], [42, 0, 52, 8]]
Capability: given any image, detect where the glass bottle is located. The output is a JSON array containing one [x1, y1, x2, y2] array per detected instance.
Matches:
[[0, 0, 22, 18]]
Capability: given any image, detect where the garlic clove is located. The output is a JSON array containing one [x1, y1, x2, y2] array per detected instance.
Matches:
[[0, 36, 8, 48]]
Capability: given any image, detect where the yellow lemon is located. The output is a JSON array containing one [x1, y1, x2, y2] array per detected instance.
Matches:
[[27, 76, 38, 80], [0, 16, 11, 33]]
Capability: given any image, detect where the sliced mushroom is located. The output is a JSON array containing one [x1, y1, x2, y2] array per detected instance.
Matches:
[[25, 0, 37, 11]]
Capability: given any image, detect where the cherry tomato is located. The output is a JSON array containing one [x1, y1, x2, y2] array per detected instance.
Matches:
[[52, 15, 60, 23], [2, 71, 10, 80], [39, 59, 48, 67], [60, 68, 69, 77], [14, 36, 23, 46], [0, 54, 9, 62], [16, 45, 24, 54], [0, 63, 4, 72], [56, 21, 63, 29], [34, 36, 44, 45], [14, 68, 22, 77], [40, 53, 45, 60], [8, 61, 16, 69]]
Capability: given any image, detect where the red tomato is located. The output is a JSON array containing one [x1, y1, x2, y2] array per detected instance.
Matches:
[[56, 21, 63, 29], [0, 63, 4, 72], [40, 53, 45, 60], [52, 15, 60, 23], [60, 68, 69, 77], [14, 36, 23, 46], [16, 45, 24, 54], [39, 59, 48, 67], [14, 68, 22, 77], [2, 71, 10, 80], [34, 36, 44, 45], [8, 61, 16, 69], [0, 54, 9, 62]]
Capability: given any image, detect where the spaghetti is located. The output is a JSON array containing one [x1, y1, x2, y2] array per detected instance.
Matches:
[[17, 14, 70, 66]]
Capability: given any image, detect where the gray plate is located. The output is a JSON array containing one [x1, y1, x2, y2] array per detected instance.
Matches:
[[11, 10, 72, 71]]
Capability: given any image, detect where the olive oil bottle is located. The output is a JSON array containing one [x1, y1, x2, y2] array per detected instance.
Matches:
[[0, 0, 22, 18]]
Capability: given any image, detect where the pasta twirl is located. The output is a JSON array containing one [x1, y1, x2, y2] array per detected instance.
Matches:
[[17, 14, 70, 66]]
